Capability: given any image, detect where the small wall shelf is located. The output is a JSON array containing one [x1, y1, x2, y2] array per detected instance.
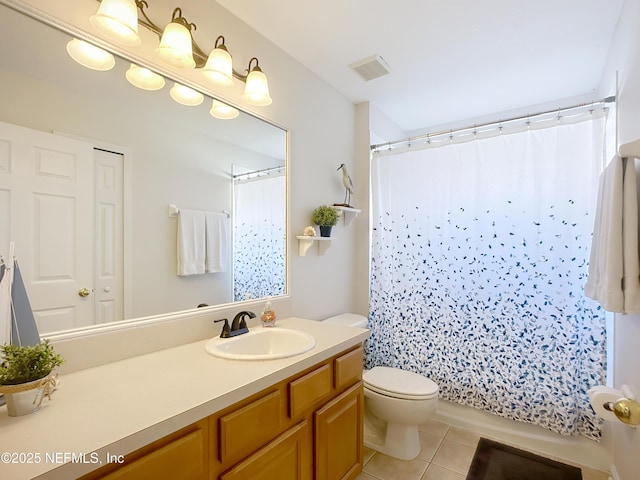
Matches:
[[296, 236, 333, 256], [335, 206, 361, 226]]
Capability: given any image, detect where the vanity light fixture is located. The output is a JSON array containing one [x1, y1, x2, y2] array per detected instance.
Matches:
[[125, 63, 165, 90], [66, 38, 116, 71], [169, 82, 204, 106], [155, 8, 196, 69], [89, 0, 272, 106], [90, 0, 141, 46], [241, 58, 272, 106], [210, 99, 239, 119], [202, 36, 233, 87]]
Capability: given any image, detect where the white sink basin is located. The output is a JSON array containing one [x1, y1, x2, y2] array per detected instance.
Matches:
[[205, 328, 316, 360]]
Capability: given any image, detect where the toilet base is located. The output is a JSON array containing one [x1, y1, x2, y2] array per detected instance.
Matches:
[[364, 411, 421, 460]]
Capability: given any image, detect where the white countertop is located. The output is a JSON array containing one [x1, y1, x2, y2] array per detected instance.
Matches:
[[0, 318, 369, 480]]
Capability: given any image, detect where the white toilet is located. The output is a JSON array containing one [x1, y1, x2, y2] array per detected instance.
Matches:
[[324, 314, 439, 460]]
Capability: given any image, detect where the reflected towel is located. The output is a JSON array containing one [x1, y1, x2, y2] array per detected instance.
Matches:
[[177, 209, 206, 276], [585, 155, 640, 312], [205, 212, 228, 273]]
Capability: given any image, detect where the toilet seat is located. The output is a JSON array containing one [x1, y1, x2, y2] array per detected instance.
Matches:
[[364, 366, 438, 400]]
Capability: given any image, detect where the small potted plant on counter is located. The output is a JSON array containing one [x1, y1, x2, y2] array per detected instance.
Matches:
[[311, 205, 339, 237], [0, 340, 63, 416]]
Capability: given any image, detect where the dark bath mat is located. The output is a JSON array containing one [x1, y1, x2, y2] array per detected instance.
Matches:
[[466, 438, 582, 480]]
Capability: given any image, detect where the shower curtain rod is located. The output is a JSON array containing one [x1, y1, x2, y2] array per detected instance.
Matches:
[[371, 95, 616, 153], [232, 164, 285, 180]]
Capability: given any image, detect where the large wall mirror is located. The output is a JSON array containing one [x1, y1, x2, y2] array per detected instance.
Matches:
[[0, 3, 288, 336]]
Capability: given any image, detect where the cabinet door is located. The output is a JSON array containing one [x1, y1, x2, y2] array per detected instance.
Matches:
[[219, 420, 311, 480], [89, 419, 208, 480], [315, 382, 364, 480]]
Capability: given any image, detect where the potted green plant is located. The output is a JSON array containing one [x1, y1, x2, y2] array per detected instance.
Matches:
[[311, 205, 339, 237], [0, 340, 64, 416]]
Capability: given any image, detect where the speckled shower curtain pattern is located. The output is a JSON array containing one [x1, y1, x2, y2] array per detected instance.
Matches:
[[368, 120, 607, 439], [233, 175, 285, 301]]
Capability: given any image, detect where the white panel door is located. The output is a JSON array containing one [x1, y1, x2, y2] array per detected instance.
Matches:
[[94, 149, 123, 324], [0, 121, 94, 334]]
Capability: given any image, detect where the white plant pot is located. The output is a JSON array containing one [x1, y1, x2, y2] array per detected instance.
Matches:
[[0, 377, 48, 416]]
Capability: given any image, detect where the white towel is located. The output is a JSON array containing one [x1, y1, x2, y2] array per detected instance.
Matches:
[[205, 212, 228, 273], [622, 157, 640, 312], [177, 209, 206, 276], [585, 155, 640, 312]]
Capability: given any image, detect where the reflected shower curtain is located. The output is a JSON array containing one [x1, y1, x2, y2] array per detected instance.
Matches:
[[368, 120, 607, 438], [233, 175, 285, 301]]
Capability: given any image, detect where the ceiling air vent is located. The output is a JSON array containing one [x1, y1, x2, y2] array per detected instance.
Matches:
[[349, 55, 390, 81]]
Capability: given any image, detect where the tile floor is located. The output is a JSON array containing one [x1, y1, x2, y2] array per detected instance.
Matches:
[[356, 419, 610, 480]]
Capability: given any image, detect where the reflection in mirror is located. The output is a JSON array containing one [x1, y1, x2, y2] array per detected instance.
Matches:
[[0, 4, 287, 336]]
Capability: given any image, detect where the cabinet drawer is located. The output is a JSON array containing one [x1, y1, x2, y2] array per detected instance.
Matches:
[[289, 364, 332, 418], [334, 346, 363, 390], [219, 390, 282, 464]]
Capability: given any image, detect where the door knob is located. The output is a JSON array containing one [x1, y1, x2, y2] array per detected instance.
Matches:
[[613, 398, 640, 426], [78, 287, 91, 297]]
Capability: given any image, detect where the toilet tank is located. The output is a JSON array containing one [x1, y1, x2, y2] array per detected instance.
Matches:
[[324, 313, 368, 328]]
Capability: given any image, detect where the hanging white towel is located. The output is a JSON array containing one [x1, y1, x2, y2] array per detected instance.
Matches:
[[177, 209, 206, 276], [585, 155, 640, 312], [205, 212, 228, 273]]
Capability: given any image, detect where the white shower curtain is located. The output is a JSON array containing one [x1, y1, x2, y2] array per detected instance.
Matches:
[[233, 175, 286, 301], [368, 118, 607, 439]]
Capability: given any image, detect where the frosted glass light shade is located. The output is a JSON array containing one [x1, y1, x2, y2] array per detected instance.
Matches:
[[125, 64, 165, 91], [155, 22, 196, 69], [203, 47, 233, 87], [170, 83, 204, 106], [66, 39, 115, 71], [90, 0, 141, 46], [210, 100, 239, 119], [241, 67, 272, 106]]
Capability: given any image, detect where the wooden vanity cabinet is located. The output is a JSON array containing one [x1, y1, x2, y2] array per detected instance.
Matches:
[[219, 420, 312, 480], [315, 383, 364, 480], [80, 344, 363, 480], [79, 418, 209, 480]]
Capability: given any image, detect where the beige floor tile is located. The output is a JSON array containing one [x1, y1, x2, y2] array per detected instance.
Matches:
[[421, 463, 467, 480], [418, 418, 450, 438], [416, 430, 444, 462], [431, 438, 477, 475], [580, 466, 611, 480], [363, 452, 429, 480], [356, 473, 381, 480], [364, 420, 609, 480], [363, 446, 376, 465], [445, 426, 481, 448]]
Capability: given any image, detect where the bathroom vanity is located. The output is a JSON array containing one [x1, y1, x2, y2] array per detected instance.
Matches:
[[0, 318, 369, 480]]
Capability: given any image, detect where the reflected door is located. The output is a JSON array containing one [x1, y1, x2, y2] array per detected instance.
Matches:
[[94, 148, 124, 324], [0, 121, 95, 333]]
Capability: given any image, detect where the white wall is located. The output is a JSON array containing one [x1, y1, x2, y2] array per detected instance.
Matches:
[[597, 1, 640, 478]]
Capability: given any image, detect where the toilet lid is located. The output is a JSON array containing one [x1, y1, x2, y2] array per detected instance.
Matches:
[[364, 366, 438, 400]]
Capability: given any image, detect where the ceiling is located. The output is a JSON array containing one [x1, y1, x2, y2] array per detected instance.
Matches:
[[216, 0, 624, 134]]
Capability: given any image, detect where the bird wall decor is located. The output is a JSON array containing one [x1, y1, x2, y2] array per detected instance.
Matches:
[[336, 163, 354, 208]]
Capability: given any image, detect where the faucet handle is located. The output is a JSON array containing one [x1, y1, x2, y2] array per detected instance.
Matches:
[[214, 318, 230, 338]]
